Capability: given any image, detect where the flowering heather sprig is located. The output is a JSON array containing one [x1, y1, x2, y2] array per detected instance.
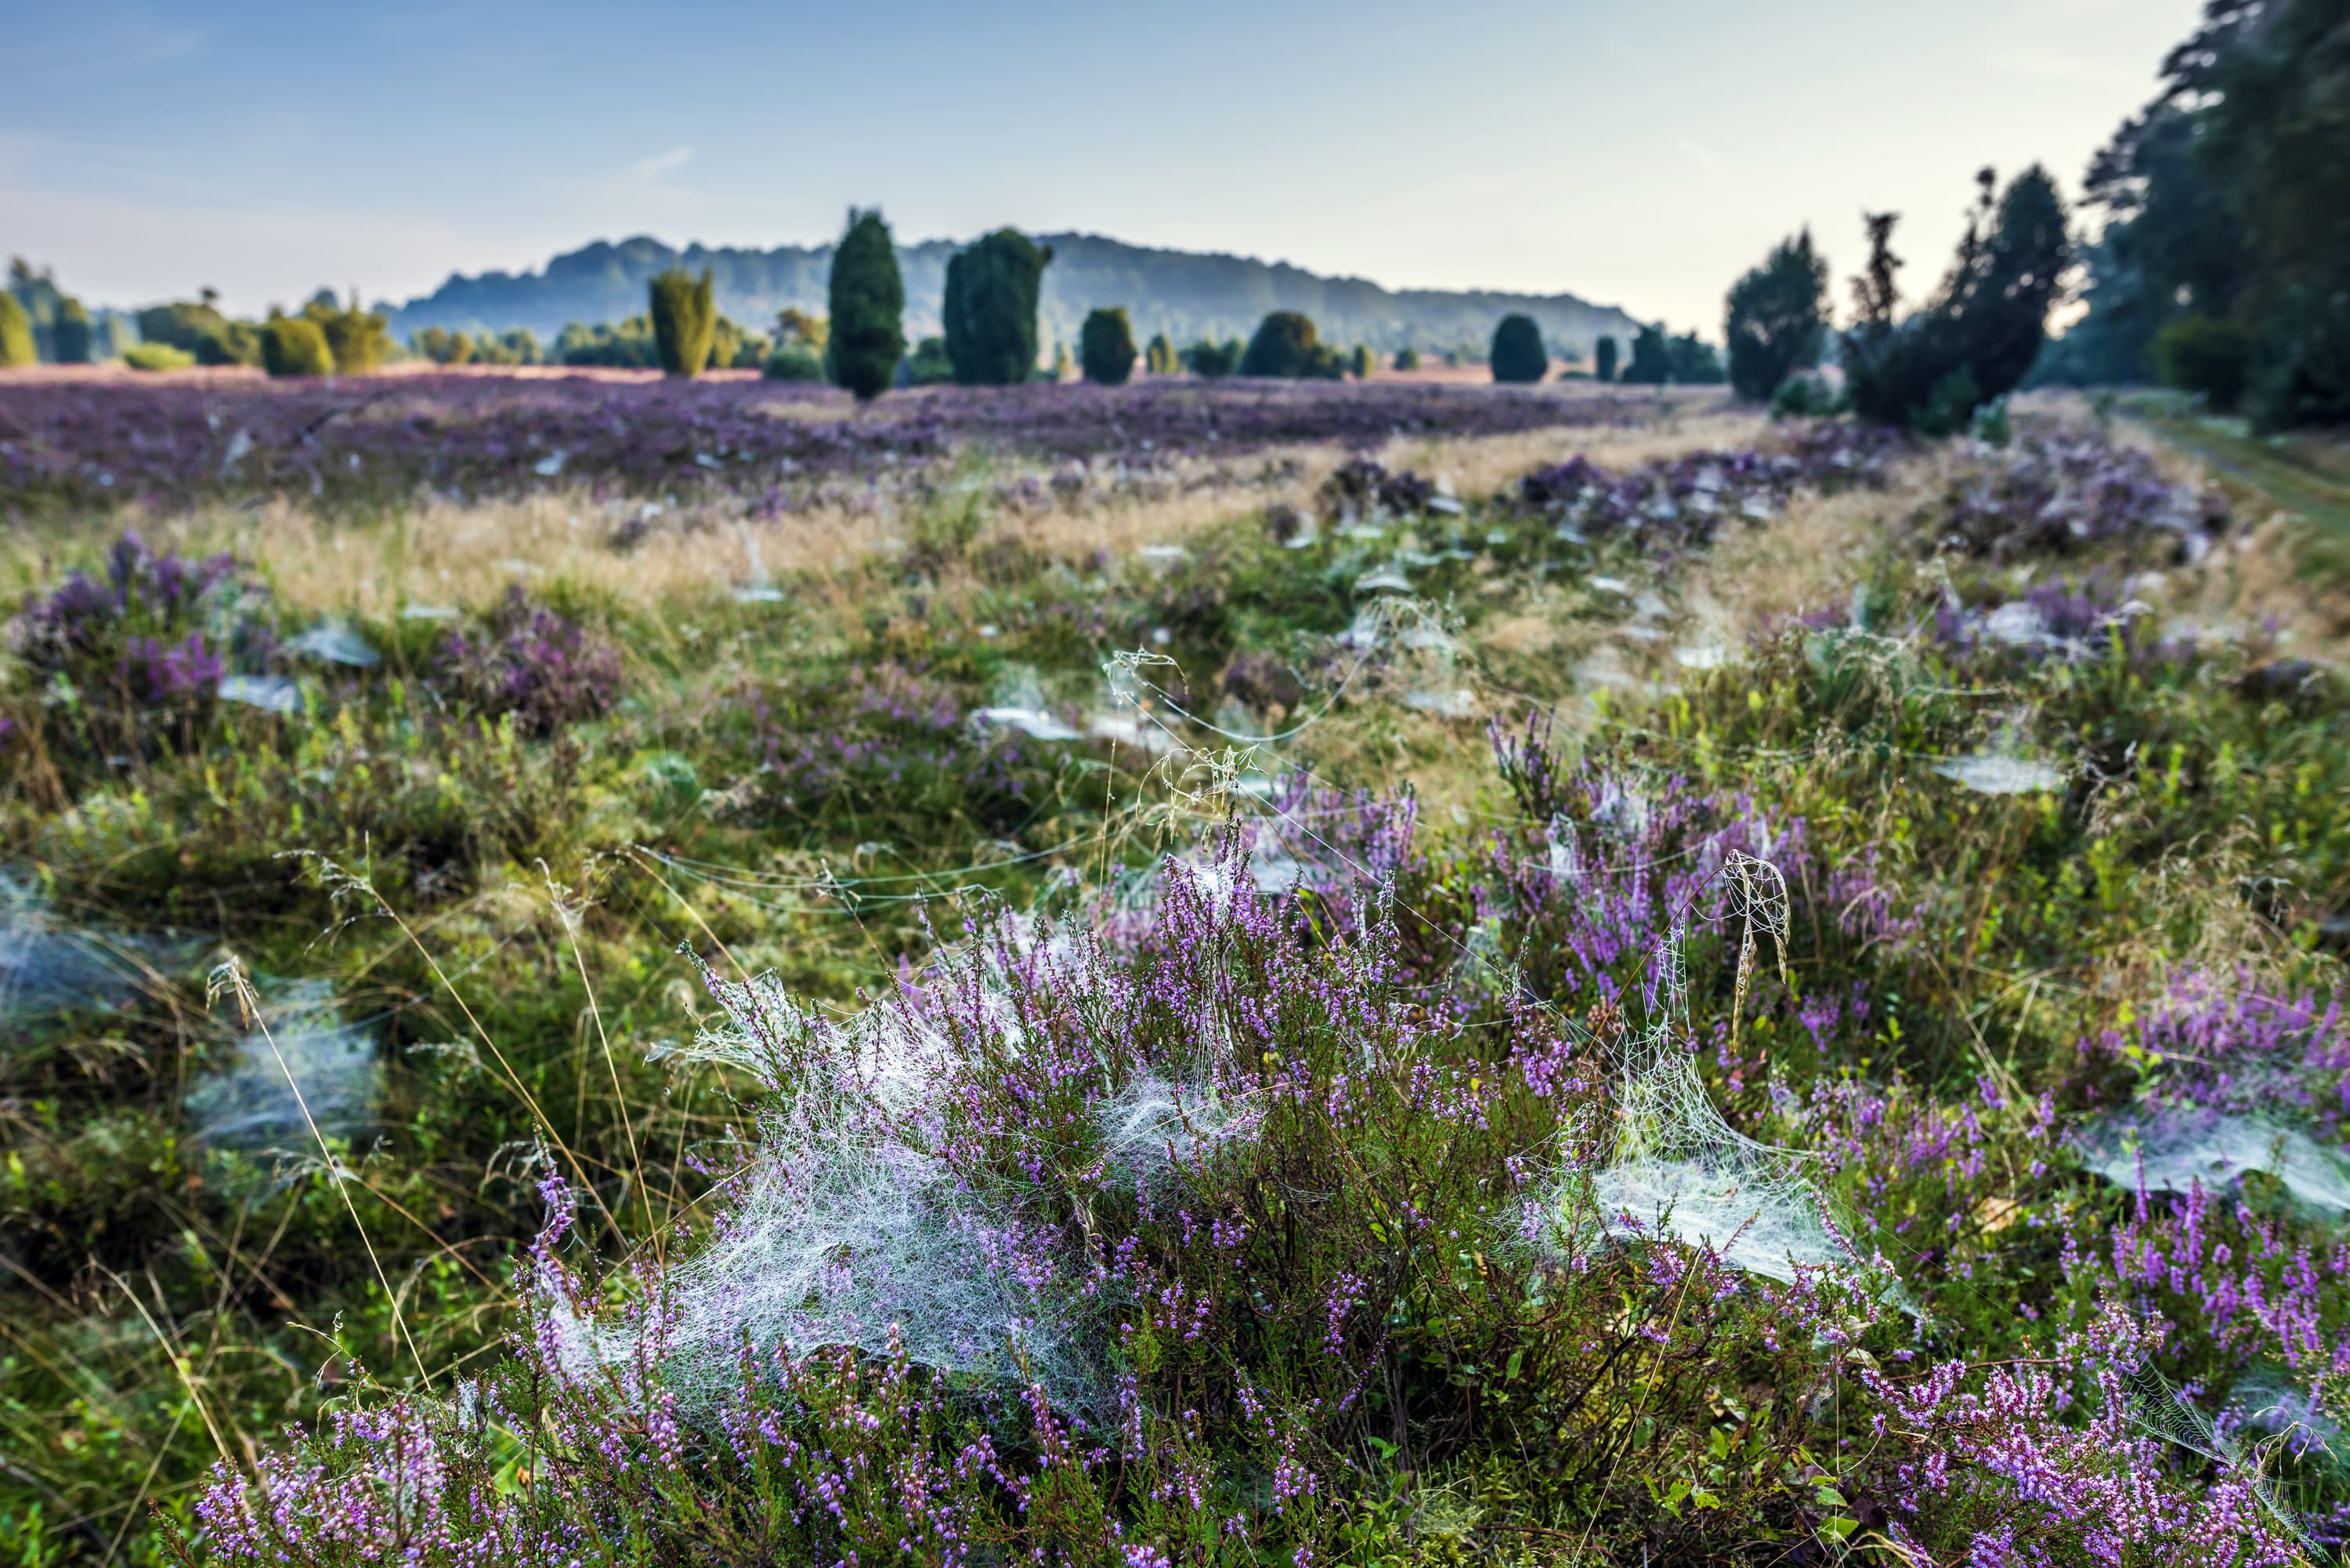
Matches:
[[436, 587, 621, 736], [2081, 968, 2350, 1133], [1858, 1302, 2303, 1566]]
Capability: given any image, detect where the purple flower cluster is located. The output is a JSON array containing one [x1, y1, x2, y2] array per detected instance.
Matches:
[[1860, 1302, 2301, 1566], [1921, 431, 2229, 562], [0, 377, 1666, 515], [435, 587, 622, 736], [10, 529, 242, 682], [2081, 968, 2349, 1132], [1514, 421, 1906, 554]]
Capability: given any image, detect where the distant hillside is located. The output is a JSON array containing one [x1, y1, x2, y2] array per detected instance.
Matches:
[[389, 233, 1644, 359]]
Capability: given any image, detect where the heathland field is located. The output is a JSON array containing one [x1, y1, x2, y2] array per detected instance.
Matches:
[[5, 372, 2350, 1564]]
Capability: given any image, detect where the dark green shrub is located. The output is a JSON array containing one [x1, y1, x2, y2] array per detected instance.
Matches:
[[1394, 345, 1420, 372], [762, 345, 825, 381], [261, 315, 334, 377], [1349, 343, 1375, 378], [943, 230, 1051, 386], [52, 298, 92, 363], [828, 209, 905, 402], [0, 294, 37, 367], [556, 316, 659, 368], [1593, 334, 1618, 382], [1724, 229, 1828, 400], [1844, 167, 2070, 430], [649, 268, 718, 378], [2154, 314, 2254, 411], [1185, 338, 1239, 377], [1621, 324, 1672, 385], [1666, 331, 1726, 384], [1241, 312, 1343, 378], [1079, 306, 1136, 385], [2249, 285, 2350, 432], [136, 299, 264, 367], [1768, 372, 1846, 418], [902, 335, 954, 386], [1489, 313, 1547, 383], [1145, 332, 1178, 375], [1241, 311, 1318, 377]]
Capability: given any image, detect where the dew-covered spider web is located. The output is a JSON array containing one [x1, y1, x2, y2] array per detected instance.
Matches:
[[1573, 853, 1867, 1284], [541, 909, 1260, 1425]]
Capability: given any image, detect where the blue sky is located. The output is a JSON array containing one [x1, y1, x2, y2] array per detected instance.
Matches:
[[5, 0, 2199, 334]]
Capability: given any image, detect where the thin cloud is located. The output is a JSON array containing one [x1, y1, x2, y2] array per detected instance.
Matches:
[[629, 146, 695, 180]]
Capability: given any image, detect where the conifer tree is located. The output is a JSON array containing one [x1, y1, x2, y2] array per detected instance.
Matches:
[[649, 268, 718, 377], [943, 229, 1052, 386], [827, 209, 906, 402], [1489, 314, 1548, 383], [1079, 307, 1137, 385]]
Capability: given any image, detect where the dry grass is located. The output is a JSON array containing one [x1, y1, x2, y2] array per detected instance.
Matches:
[[0, 407, 1764, 626]]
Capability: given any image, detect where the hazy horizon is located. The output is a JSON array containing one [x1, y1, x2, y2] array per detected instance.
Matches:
[[7, 0, 2199, 336]]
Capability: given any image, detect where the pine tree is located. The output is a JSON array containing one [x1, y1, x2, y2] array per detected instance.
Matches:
[[649, 268, 718, 377], [1079, 307, 1137, 385], [1489, 314, 1548, 383], [1723, 229, 1829, 401], [943, 229, 1052, 386], [1843, 168, 2069, 429], [1593, 336, 1618, 383], [827, 210, 906, 402], [1145, 333, 1179, 375]]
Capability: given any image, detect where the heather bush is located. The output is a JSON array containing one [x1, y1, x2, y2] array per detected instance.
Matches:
[[1077, 305, 1135, 385], [1488, 312, 1547, 383], [435, 587, 622, 735], [829, 208, 906, 401], [648, 267, 718, 378]]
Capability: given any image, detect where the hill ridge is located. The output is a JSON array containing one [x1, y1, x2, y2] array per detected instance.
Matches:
[[389, 231, 1645, 358]]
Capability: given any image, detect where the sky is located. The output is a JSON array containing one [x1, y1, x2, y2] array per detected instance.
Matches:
[[3, 0, 2201, 335]]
